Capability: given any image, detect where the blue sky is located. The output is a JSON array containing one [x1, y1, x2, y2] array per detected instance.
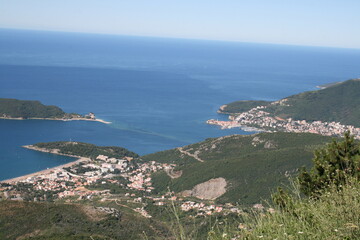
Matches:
[[1, 0, 359, 48]]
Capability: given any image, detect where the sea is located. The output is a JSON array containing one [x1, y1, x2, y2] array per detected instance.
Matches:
[[1, 28, 360, 180]]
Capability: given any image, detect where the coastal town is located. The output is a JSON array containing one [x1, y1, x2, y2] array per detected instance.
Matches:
[[1, 97, 359, 223], [207, 102, 360, 139], [0, 149, 247, 219]]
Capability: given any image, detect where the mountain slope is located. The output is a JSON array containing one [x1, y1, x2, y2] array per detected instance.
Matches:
[[142, 132, 332, 205], [220, 79, 360, 127], [0, 98, 68, 119], [0, 201, 169, 240]]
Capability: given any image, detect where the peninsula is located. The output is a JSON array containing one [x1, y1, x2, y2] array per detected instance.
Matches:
[[0, 98, 111, 124], [208, 79, 360, 139], [2, 141, 139, 183]]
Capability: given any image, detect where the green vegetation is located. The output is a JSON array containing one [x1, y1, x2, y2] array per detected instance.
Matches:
[[219, 100, 270, 114], [3, 133, 360, 239], [33, 141, 139, 159], [144, 200, 238, 240], [87, 177, 130, 194], [142, 132, 332, 204], [0, 201, 170, 240], [8, 182, 59, 202], [299, 131, 360, 197], [204, 132, 360, 240], [317, 81, 343, 89], [0, 98, 81, 119], [220, 179, 360, 240], [222, 79, 360, 127]]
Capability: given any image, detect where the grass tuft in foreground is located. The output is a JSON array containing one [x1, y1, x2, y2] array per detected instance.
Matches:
[[234, 178, 360, 240], [206, 132, 360, 240]]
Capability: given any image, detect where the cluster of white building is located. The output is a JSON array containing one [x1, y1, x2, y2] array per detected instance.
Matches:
[[2, 156, 248, 218], [2, 156, 181, 204], [206, 119, 242, 129], [209, 105, 360, 139], [126, 161, 176, 192], [95, 154, 130, 173], [180, 201, 244, 216], [3, 154, 135, 199]]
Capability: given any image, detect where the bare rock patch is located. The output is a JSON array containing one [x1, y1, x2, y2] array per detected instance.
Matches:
[[181, 177, 227, 200], [264, 140, 277, 149]]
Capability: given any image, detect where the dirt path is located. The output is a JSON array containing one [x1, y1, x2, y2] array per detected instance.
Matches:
[[177, 147, 204, 162], [164, 168, 182, 179]]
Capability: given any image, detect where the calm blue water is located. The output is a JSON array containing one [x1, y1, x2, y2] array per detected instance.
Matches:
[[1, 28, 360, 180]]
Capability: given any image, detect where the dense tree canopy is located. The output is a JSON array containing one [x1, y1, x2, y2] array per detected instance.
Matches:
[[34, 141, 139, 159]]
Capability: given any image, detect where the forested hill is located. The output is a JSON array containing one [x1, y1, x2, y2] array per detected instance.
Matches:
[[142, 132, 332, 205], [0, 98, 77, 119], [32, 141, 139, 159], [0, 201, 167, 240], [220, 79, 360, 127]]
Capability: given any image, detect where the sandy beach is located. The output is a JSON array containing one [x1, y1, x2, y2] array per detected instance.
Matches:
[[1, 145, 91, 184]]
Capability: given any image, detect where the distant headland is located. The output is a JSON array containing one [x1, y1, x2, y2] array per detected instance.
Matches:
[[208, 79, 360, 138], [0, 98, 111, 124]]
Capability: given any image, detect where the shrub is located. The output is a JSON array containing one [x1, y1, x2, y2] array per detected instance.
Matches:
[[298, 132, 360, 197]]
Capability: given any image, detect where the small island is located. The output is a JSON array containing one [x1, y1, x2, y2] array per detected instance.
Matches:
[[0, 98, 111, 124]]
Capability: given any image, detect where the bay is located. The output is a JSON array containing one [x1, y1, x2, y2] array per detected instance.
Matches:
[[1, 29, 360, 180]]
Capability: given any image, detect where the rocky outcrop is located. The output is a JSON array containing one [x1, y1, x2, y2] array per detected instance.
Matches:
[[264, 140, 277, 149], [180, 177, 227, 200], [252, 136, 278, 149]]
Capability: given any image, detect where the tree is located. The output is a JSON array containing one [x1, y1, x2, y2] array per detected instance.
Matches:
[[298, 132, 360, 197]]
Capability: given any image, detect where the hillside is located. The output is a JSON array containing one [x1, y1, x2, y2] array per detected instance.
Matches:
[[142, 132, 332, 205], [219, 100, 271, 114], [0, 98, 74, 119], [219, 79, 360, 127], [0, 200, 170, 240], [32, 141, 139, 159]]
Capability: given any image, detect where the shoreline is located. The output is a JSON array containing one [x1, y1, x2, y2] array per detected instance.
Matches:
[[316, 81, 343, 90], [0, 117, 111, 124], [1, 145, 90, 184]]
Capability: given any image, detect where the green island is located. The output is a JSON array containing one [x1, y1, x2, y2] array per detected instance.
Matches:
[[0, 98, 110, 123]]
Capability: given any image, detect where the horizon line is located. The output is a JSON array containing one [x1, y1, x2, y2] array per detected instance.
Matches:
[[1, 27, 359, 51]]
